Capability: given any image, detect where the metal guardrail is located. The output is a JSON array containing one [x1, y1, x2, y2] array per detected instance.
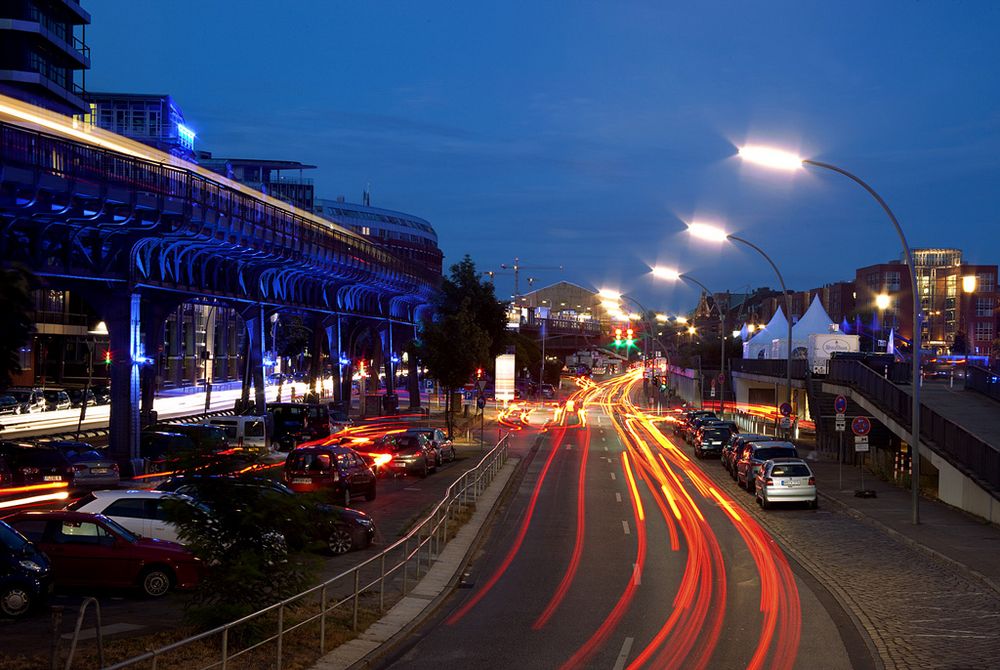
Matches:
[[827, 358, 1000, 492], [101, 434, 512, 670], [965, 364, 1000, 404]]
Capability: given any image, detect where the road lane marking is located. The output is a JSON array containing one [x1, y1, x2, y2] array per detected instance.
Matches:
[[621, 520, 630, 535], [601, 436, 606, 441], [610, 472, 616, 480], [604, 445, 609, 452], [615, 492, 622, 503], [613, 636, 635, 670]]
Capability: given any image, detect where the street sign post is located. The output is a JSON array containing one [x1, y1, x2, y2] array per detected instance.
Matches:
[[475, 379, 488, 394], [851, 416, 872, 436], [779, 402, 792, 417], [854, 435, 870, 452], [779, 417, 792, 429], [834, 395, 848, 415], [851, 416, 875, 497], [835, 417, 846, 431]]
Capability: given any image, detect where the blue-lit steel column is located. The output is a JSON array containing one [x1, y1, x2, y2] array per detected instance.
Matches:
[[107, 291, 142, 471], [239, 305, 267, 413], [385, 319, 395, 395]]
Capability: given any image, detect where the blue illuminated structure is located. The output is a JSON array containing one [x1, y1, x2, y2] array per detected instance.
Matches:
[[83, 91, 198, 161]]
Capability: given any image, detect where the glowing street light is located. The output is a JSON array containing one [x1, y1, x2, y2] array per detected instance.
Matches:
[[674, 316, 688, 324], [655, 313, 669, 322], [686, 221, 729, 242], [598, 288, 622, 300], [738, 141, 923, 523], [875, 293, 891, 310], [651, 266, 681, 281], [687, 326, 697, 335], [600, 299, 621, 310], [962, 275, 977, 293]]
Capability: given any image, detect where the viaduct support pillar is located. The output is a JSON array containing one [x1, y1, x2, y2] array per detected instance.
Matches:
[[325, 316, 343, 406], [407, 327, 421, 409], [106, 290, 142, 469], [239, 304, 267, 413]]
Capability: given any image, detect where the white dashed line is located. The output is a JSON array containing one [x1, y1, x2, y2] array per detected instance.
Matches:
[[613, 637, 635, 670], [621, 520, 631, 535], [604, 446, 609, 452], [610, 472, 616, 481], [615, 492, 622, 503]]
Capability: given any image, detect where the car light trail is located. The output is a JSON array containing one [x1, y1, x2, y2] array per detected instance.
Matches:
[[0, 490, 70, 509]]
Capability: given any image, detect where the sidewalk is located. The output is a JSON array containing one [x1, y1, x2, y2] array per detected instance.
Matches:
[[802, 448, 1000, 594]]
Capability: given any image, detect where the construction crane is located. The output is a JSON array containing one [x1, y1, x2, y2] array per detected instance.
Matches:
[[487, 257, 563, 298]]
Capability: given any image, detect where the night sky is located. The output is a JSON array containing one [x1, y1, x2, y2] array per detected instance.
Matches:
[[84, 1, 1000, 312]]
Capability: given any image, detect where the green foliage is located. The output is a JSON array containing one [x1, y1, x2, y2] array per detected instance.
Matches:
[[0, 266, 35, 388], [438, 256, 509, 359], [951, 330, 969, 355], [509, 331, 541, 378], [163, 477, 316, 632], [542, 360, 563, 385]]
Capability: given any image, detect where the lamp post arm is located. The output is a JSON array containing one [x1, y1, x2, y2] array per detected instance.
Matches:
[[728, 233, 794, 412], [805, 158, 921, 525]]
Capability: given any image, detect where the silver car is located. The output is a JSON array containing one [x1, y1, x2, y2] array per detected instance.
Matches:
[[43, 440, 120, 489], [755, 458, 817, 509]]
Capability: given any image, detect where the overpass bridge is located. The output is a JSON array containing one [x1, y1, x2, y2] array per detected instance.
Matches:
[[0, 95, 439, 463], [729, 356, 1000, 522]]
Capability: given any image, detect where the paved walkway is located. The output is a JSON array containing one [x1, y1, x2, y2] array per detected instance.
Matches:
[[311, 457, 520, 670], [916, 382, 1000, 448]]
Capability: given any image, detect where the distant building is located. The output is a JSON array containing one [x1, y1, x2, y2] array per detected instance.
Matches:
[[314, 197, 443, 277], [854, 261, 914, 343], [517, 281, 603, 323], [200, 156, 316, 211], [0, 0, 91, 116], [82, 92, 196, 160]]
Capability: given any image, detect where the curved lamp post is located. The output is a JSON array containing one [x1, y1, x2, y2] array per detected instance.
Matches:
[[739, 144, 921, 524], [682, 223, 795, 429], [650, 267, 729, 413]]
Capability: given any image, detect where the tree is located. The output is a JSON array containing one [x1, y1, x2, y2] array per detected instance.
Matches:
[[0, 266, 35, 389], [419, 303, 490, 436], [952, 331, 969, 355], [438, 256, 509, 358]]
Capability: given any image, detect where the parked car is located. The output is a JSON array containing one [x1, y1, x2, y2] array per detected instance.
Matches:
[[686, 415, 723, 444], [402, 428, 455, 465], [366, 433, 437, 478], [152, 424, 228, 454], [674, 410, 715, 437], [41, 441, 120, 489], [7, 388, 45, 414], [208, 416, 269, 456], [42, 389, 72, 411], [138, 431, 197, 474], [283, 445, 377, 505], [540, 384, 556, 400], [66, 490, 203, 545], [4, 511, 201, 598], [156, 475, 376, 555], [0, 519, 51, 618], [329, 410, 354, 434], [91, 384, 111, 405], [269, 402, 333, 451], [755, 458, 818, 509], [736, 441, 800, 492], [0, 396, 18, 417], [722, 433, 769, 477], [693, 427, 732, 459], [66, 388, 97, 408], [0, 442, 73, 485]]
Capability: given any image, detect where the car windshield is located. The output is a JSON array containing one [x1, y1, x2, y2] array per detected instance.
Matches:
[[288, 451, 332, 472], [97, 516, 139, 542], [18, 449, 66, 466], [0, 521, 29, 552], [392, 436, 420, 451], [8, 391, 30, 401], [755, 447, 798, 460], [771, 464, 811, 477]]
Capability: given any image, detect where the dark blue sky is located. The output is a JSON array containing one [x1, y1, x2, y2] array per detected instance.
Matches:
[[85, 1, 1000, 312]]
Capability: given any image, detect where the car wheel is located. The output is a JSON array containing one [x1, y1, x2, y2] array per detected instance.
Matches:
[[419, 460, 429, 478], [139, 566, 173, 598], [761, 494, 771, 510], [328, 525, 354, 555], [365, 481, 377, 501], [809, 498, 818, 509], [0, 584, 32, 618]]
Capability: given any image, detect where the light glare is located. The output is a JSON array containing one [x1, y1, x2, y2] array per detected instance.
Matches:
[[687, 221, 729, 242], [651, 266, 681, 281], [875, 293, 891, 310], [597, 289, 622, 300], [738, 145, 804, 171]]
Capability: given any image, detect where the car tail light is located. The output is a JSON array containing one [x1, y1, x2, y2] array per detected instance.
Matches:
[[765, 478, 773, 487], [808, 476, 815, 486]]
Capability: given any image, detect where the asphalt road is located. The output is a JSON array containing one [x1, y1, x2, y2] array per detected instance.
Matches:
[[378, 376, 869, 669]]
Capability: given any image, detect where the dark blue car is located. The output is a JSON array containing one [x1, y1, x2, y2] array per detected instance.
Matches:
[[0, 519, 51, 617]]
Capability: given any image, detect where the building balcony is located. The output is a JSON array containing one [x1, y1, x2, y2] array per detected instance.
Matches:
[[0, 19, 90, 68], [0, 70, 89, 115]]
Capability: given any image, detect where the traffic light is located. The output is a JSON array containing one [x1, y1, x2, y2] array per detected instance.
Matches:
[[626, 327, 634, 348], [613, 327, 623, 347], [476, 367, 484, 379], [103, 350, 112, 366]]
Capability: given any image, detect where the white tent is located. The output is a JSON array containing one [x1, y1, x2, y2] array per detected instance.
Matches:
[[768, 295, 836, 359], [743, 306, 788, 359]]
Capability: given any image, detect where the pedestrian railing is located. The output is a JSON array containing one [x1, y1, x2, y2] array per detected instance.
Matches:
[[100, 434, 511, 670], [965, 364, 1000, 404]]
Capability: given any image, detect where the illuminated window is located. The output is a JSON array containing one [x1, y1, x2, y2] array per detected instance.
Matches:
[[976, 273, 995, 293], [885, 272, 900, 291], [976, 298, 994, 317], [974, 322, 994, 342]]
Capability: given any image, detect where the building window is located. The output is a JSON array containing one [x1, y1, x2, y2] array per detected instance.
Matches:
[[976, 298, 993, 317], [976, 273, 995, 293], [885, 272, 900, 291], [974, 322, 994, 342]]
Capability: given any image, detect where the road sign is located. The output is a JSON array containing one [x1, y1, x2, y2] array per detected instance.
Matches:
[[834, 395, 848, 414], [476, 379, 488, 393], [851, 416, 872, 436], [854, 435, 870, 452], [835, 417, 846, 432], [476, 395, 486, 409], [717, 373, 725, 384], [779, 417, 792, 429], [710, 387, 716, 397], [779, 402, 792, 417]]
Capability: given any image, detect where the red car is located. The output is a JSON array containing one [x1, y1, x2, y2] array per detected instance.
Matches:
[[283, 445, 377, 505], [3, 511, 202, 598]]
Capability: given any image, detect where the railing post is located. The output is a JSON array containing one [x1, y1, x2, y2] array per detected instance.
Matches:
[[402, 537, 409, 594], [379, 553, 386, 613], [221, 627, 229, 670], [276, 603, 284, 669], [352, 569, 361, 631], [320, 584, 327, 653]]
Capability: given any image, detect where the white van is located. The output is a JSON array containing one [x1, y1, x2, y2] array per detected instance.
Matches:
[[208, 415, 269, 455]]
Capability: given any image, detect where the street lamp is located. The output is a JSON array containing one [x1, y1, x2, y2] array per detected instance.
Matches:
[[962, 275, 977, 357], [739, 143, 923, 524], [683, 221, 795, 427], [651, 266, 730, 414], [875, 293, 891, 353]]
